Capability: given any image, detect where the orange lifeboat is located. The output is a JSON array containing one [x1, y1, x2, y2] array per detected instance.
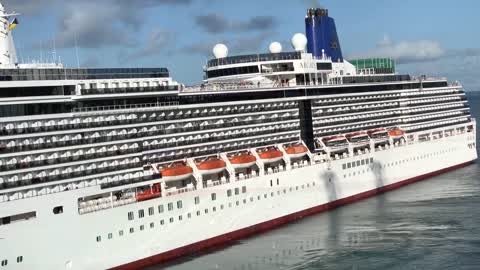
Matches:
[[346, 132, 370, 143], [196, 158, 226, 175], [160, 162, 193, 182], [229, 153, 257, 169], [388, 128, 405, 139], [258, 148, 283, 164], [136, 183, 161, 202], [284, 144, 308, 159]]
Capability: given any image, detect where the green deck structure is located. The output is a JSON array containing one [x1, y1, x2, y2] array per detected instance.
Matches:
[[349, 58, 396, 74]]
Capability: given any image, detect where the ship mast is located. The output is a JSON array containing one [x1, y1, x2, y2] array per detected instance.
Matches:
[[0, 1, 20, 66]]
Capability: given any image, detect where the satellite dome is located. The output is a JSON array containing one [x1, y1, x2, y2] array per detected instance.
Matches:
[[269, 42, 282, 54], [213, 44, 228, 59], [291, 33, 307, 52]]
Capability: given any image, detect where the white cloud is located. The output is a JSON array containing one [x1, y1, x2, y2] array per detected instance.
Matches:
[[350, 35, 446, 64]]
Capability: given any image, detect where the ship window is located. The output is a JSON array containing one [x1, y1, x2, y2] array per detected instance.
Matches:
[[205, 209, 209, 214], [242, 186, 247, 193], [370, 158, 374, 163], [243, 199, 247, 204], [108, 233, 112, 239], [296, 186, 299, 190], [140, 225, 144, 231], [195, 196, 200, 204], [96, 236, 101, 242], [150, 222, 155, 229], [53, 206, 64, 215], [158, 205, 164, 213], [235, 188, 240, 195], [277, 178, 280, 185], [211, 193, 217, 201], [177, 201, 183, 209], [264, 194, 267, 198], [196, 211, 201, 216], [347, 163, 351, 169], [17, 256, 23, 263], [168, 203, 174, 211], [160, 220, 165, 225], [361, 160, 365, 165], [236, 201, 240, 206], [138, 209, 145, 218], [356, 161, 360, 166], [119, 230, 124, 236], [130, 228, 134, 233], [188, 213, 192, 218], [221, 205, 224, 210], [1, 260, 7, 266], [128, 212, 134, 220], [342, 164, 346, 170], [257, 195, 261, 200], [148, 207, 154, 216], [227, 190, 232, 197], [270, 180, 273, 187], [179, 215, 183, 221], [271, 192, 274, 197], [352, 162, 356, 168], [250, 197, 254, 202]]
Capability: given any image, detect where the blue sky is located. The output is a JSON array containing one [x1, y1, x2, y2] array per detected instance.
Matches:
[[6, 0, 480, 90]]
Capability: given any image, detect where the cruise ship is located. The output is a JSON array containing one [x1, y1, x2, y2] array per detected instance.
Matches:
[[0, 3, 477, 270]]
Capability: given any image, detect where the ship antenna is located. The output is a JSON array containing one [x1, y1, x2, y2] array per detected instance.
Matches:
[[74, 31, 80, 68]]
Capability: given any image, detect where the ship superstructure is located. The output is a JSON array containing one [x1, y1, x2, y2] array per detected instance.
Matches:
[[0, 4, 477, 270]]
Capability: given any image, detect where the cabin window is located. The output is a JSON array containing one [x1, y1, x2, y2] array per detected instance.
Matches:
[[213, 207, 217, 212], [221, 205, 224, 210], [347, 163, 351, 169], [119, 230, 124, 236], [53, 206, 64, 215], [179, 215, 183, 221], [236, 201, 240, 206], [1, 260, 7, 266], [138, 209, 145, 218], [108, 233, 113, 239], [211, 193, 216, 201], [277, 178, 279, 185], [356, 161, 360, 166], [270, 180, 273, 187], [227, 190, 232, 197], [158, 205, 164, 213], [361, 160, 365, 165], [128, 211, 134, 221], [366, 159, 369, 165], [130, 228, 134, 233], [234, 188, 240, 195], [96, 236, 101, 242], [242, 186, 247, 193], [370, 158, 374, 163], [167, 203, 174, 211], [196, 211, 201, 216], [194, 196, 200, 204], [17, 256, 23, 263], [177, 201, 183, 209], [352, 162, 356, 168], [205, 209, 209, 214], [250, 197, 254, 202], [148, 207, 154, 216], [160, 220, 165, 225], [188, 213, 192, 218], [140, 225, 145, 231], [342, 164, 346, 170], [243, 199, 247, 204], [150, 222, 155, 229]]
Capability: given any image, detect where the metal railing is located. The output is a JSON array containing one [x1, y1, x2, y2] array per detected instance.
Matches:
[[72, 101, 180, 113]]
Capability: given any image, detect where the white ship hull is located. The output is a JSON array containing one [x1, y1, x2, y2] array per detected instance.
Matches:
[[0, 129, 476, 270]]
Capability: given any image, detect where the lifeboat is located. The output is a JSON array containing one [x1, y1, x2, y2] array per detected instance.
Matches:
[[228, 153, 257, 169], [258, 148, 283, 164], [196, 158, 226, 175], [160, 162, 193, 182], [368, 128, 388, 139], [388, 128, 405, 139], [284, 144, 308, 159], [346, 132, 370, 144], [136, 183, 161, 202]]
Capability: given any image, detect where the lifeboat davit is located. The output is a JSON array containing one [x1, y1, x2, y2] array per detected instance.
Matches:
[[229, 153, 257, 169], [160, 162, 193, 182], [284, 144, 308, 159], [388, 128, 405, 139], [258, 148, 283, 164], [196, 158, 226, 175]]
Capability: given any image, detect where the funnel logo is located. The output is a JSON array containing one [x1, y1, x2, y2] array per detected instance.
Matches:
[[330, 41, 339, 50]]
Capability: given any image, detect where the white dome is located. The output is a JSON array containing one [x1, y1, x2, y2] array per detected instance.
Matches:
[[269, 42, 282, 54], [291, 33, 307, 52], [213, 44, 228, 59]]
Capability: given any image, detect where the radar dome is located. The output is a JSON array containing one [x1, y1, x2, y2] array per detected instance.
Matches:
[[213, 44, 228, 59], [291, 33, 307, 52], [269, 42, 282, 54]]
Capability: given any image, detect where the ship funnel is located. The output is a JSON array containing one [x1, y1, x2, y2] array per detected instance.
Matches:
[[305, 8, 343, 62]]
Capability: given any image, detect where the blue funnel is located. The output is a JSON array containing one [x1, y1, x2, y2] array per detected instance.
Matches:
[[305, 8, 343, 62]]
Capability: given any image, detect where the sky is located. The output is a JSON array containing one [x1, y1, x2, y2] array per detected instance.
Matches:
[[5, 0, 480, 90]]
